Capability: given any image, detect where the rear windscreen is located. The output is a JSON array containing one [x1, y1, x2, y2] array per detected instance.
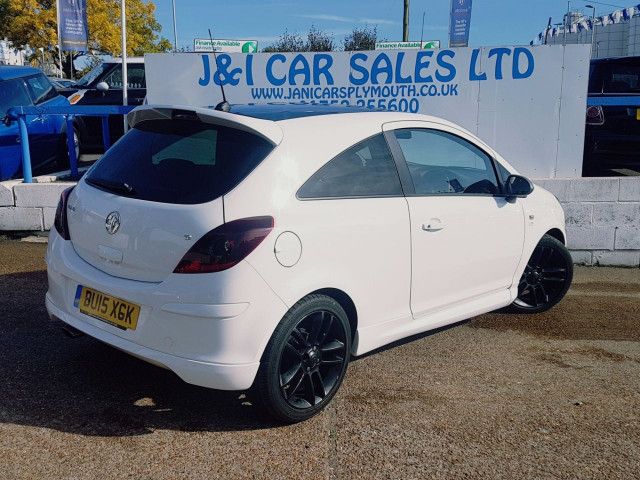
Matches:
[[604, 64, 640, 93], [85, 119, 274, 204], [590, 62, 640, 94]]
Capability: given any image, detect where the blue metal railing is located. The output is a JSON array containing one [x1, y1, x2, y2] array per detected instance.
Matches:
[[587, 96, 640, 107], [5, 105, 135, 183]]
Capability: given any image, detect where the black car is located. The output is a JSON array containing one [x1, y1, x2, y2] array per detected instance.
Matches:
[[61, 58, 146, 151], [584, 57, 640, 176]]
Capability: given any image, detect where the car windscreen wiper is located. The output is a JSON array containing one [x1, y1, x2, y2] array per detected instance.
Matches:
[[86, 177, 136, 196]]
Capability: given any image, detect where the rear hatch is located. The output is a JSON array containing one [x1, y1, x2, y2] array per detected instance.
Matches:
[[67, 107, 278, 282]]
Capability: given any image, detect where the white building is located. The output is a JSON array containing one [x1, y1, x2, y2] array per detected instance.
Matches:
[[535, 5, 640, 59], [0, 39, 26, 65]]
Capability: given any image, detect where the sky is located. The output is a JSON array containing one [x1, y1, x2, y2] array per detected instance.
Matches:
[[149, 0, 624, 51]]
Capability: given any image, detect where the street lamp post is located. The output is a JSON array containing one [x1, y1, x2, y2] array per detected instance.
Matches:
[[564, 1, 571, 46], [121, 0, 128, 132], [171, 0, 178, 52], [55, 0, 63, 78], [586, 4, 597, 57], [403, 0, 410, 42]]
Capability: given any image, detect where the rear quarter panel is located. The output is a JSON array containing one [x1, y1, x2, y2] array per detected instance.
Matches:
[[223, 115, 414, 351]]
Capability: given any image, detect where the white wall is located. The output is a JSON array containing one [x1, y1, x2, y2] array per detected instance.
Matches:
[[146, 45, 591, 179]]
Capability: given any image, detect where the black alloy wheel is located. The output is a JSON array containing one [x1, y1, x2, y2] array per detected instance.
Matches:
[[509, 234, 573, 314], [279, 309, 347, 409], [257, 295, 351, 423]]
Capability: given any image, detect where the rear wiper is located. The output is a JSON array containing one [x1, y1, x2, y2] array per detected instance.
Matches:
[[87, 177, 136, 196]]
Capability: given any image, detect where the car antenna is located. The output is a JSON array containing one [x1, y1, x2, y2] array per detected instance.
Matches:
[[209, 28, 231, 113]]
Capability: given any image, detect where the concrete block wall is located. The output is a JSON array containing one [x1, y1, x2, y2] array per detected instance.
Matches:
[[3, 175, 639, 267], [0, 180, 74, 231], [534, 177, 640, 267]]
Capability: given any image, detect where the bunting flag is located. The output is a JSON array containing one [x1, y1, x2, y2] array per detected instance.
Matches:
[[611, 10, 624, 23], [533, 3, 640, 42]]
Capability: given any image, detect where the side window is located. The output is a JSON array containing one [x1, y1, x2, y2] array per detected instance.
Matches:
[[298, 134, 403, 199], [24, 74, 57, 105], [103, 64, 146, 88], [393, 129, 500, 195], [495, 161, 512, 184]]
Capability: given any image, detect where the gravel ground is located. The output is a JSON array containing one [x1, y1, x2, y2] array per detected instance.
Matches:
[[0, 239, 638, 479]]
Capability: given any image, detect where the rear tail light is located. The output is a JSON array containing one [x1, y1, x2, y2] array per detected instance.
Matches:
[[173, 216, 274, 274], [586, 105, 604, 125], [54, 187, 74, 240]]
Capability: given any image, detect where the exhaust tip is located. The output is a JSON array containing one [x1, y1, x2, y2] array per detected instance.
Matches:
[[59, 323, 85, 338]]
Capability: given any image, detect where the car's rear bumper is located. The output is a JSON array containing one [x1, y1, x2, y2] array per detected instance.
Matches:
[[46, 294, 260, 390], [45, 230, 288, 390]]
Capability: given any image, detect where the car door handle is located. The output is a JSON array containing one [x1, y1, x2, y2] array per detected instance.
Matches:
[[422, 219, 445, 232]]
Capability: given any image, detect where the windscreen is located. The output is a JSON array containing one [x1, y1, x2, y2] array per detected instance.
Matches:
[[75, 62, 113, 87], [85, 119, 274, 204], [0, 79, 32, 114]]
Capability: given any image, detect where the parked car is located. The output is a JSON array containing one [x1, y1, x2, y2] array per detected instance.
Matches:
[[60, 57, 146, 151], [0, 66, 75, 180], [584, 56, 640, 176], [46, 104, 573, 423]]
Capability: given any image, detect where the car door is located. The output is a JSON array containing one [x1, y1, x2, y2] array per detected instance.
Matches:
[[0, 78, 33, 179], [383, 121, 525, 319], [23, 74, 61, 166]]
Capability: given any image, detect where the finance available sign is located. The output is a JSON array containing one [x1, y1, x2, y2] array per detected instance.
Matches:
[[375, 41, 441, 50], [194, 39, 258, 53]]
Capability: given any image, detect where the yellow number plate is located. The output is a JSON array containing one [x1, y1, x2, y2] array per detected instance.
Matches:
[[636, 108, 640, 121], [74, 285, 140, 330]]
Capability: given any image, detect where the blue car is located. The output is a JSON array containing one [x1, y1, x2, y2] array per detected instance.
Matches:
[[0, 66, 72, 180]]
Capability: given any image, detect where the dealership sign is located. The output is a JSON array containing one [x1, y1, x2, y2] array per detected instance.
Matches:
[[194, 38, 258, 53], [58, 0, 88, 51], [449, 0, 473, 47], [375, 40, 441, 50], [145, 45, 590, 178]]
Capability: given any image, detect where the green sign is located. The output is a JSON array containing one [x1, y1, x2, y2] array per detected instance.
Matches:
[[375, 40, 441, 50], [194, 39, 258, 53]]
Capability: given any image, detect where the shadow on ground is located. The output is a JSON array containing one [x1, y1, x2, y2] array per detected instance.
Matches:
[[471, 290, 640, 342], [0, 270, 281, 437]]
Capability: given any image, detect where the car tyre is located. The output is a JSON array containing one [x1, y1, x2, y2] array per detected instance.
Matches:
[[506, 234, 573, 314], [256, 294, 351, 423]]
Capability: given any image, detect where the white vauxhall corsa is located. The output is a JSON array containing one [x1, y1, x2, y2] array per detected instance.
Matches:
[[46, 104, 573, 422]]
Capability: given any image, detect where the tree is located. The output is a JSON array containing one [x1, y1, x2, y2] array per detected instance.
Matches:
[[2, 0, 170, 75], [306, 26, 334, 52], [343, 26, 378, 51], [263, 30, 305, 53], [0, 0, 10, 39], [263, 26, 334, 53]]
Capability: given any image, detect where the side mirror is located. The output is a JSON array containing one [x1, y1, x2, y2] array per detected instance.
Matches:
[[505, 174, 534, 198], [96, 81, 110, 92]]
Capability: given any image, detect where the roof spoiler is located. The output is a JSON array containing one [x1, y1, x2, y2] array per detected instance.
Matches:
[[127, 105, 284, 145]]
